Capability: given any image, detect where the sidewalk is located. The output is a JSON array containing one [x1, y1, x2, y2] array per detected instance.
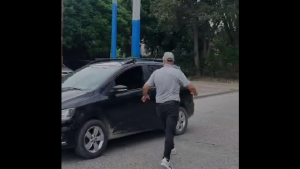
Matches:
[[191, 80, 239, 98]]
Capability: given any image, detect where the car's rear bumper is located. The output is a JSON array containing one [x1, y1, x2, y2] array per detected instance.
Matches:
[[187, 102, 194, 118], [61, 126, 76, 149]]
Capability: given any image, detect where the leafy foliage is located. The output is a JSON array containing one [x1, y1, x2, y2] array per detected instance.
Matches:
[[63, 0, 131, 59], [63, 0, 239, 79]]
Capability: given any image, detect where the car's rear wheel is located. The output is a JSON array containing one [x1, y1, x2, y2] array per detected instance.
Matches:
[[175, 107, 188, 135], [74, 119, 109, 159]]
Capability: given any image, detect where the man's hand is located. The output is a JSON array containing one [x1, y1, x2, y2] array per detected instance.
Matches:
[[191, 91, 198, 97], [186, 84, 198, 97], [142, 84, 151, 102], [141, 95, 150, 102]]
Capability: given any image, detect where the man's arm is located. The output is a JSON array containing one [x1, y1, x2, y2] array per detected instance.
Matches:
[[143, 85, 151, 97], [186, 84, 198, 96], [177, 71, 198, 96], [141, 73, 155, 102]]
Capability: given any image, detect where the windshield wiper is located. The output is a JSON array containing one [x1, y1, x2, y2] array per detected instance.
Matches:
[[62, 87, 83, 91]]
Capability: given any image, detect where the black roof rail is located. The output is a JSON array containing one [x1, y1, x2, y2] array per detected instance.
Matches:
[[137, 58, 163, 62], [88, 58, 138, 65], [87, 57, 162, 66], [123, 58, 136, 64], [88, 58, 128, 65]]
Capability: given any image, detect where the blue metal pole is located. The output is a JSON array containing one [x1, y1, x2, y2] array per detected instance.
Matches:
[[111, 0, 117, 58], [131, 0, 141, 58]]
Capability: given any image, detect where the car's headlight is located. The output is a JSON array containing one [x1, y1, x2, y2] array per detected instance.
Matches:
[[62, 108, 75, 121]]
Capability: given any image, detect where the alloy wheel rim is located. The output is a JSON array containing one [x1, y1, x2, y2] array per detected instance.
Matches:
[[176, 111, 186, 132], [84, 126, 104, 153]]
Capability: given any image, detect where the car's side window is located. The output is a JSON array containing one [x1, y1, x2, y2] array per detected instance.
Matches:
[[114, 66, 145, 90], [147, 65, 163, 75]]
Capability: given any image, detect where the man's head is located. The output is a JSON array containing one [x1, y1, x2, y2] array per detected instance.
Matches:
[[162, 52, 175, 65]]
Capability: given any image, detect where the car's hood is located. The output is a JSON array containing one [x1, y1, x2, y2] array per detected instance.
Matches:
[[61, 89, 93, 109]]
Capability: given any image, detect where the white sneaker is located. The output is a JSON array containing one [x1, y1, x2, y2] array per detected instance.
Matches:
[[171, 148, 177, 155], [161, 158, 173, 169]]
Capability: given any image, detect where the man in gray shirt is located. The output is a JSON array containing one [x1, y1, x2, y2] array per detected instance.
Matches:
[[142, 52, 198, 169]]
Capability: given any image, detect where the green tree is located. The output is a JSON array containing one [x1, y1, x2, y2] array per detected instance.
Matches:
[[150, 0, 238, 77], [63, 0, 239, 79], [63, 0, 131, 59], [61, 0, 64, 65]]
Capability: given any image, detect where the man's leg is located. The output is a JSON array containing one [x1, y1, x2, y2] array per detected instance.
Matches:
[[163, 102, 179, 160], [156, 104, 167, 130]]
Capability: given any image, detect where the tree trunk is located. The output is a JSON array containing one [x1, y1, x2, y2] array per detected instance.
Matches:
[[61, 0, 64, 66], [203, 39, 207, 57], [223, 16, 235, 47], [235, 13, 239, 48], [193, 24, 200, 76], [207, 41, 212, 58]]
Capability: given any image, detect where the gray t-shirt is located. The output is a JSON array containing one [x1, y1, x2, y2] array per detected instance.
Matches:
[[145, 64, 190, 103]]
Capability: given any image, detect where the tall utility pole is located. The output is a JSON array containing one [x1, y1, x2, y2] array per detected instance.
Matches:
[[111, 0, 117, 58], [131, 0, 141, 58], [61, 0, 64, 65]]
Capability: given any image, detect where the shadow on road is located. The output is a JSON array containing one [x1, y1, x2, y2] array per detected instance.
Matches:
[[61, 130, 165, 162]]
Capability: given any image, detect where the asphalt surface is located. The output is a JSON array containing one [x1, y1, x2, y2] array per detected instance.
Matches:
[[62, 92, 239, 169]]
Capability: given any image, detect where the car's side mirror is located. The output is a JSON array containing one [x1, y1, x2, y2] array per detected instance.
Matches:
[[112, 85, 128, 93]]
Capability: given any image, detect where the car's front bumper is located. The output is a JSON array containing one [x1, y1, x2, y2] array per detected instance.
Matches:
[[61, 126, 76, 149]]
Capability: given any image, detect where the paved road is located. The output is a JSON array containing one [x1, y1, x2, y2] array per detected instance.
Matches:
[[62, 92, 239, 169], [191, 80, 239, 97]]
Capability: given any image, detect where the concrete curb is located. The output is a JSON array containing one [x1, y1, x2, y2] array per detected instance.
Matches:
[[194, 90, 239, 99]]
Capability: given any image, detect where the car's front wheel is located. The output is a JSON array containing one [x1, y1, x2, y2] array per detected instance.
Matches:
[[175, 107, 188, 135], [74, 119, 109, 159]]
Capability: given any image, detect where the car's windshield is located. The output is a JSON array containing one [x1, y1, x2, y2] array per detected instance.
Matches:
[[62, 64, 120, 91]]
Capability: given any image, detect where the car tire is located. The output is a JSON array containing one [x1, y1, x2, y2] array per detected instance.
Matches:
[[175, 107, 188, 135], [74, 119, 109, 159]]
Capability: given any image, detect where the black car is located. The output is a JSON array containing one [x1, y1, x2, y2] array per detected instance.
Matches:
[[61, 58, 194, 159]]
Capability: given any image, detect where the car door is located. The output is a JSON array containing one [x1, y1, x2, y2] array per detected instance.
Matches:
[[143, 64, 164, 129], [101, 65, 149, 135]]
